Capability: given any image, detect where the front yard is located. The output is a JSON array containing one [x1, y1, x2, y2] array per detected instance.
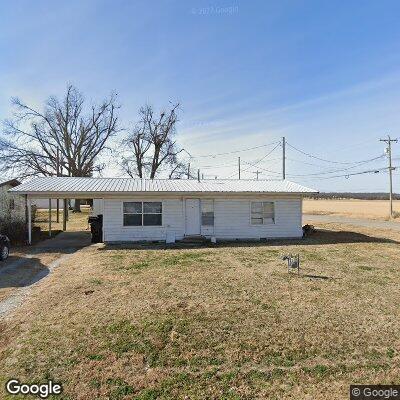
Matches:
[[1, 223, 400, 399]]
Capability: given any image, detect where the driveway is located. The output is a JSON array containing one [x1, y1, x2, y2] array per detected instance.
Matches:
[[304, 214, 400, 232], [0, 231, 91, 318]]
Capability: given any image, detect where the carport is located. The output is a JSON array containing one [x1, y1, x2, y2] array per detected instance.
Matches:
[[9, 178, 104, 245]]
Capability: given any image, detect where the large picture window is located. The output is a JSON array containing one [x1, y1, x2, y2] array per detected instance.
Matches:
[[123, 202, 162, 226], [201, 199, 214, 226], [251, 201, 275, 225]]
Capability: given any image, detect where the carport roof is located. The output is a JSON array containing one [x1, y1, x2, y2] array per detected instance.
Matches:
[[9, 177, 317, 195]]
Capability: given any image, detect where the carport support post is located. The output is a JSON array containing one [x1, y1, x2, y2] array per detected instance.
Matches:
[[27, 197, 32, 245], [48, 199, 52, 237], [63, 199, 67, 231]]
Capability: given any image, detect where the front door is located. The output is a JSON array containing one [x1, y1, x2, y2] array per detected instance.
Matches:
[[185, 199, 201, 235]]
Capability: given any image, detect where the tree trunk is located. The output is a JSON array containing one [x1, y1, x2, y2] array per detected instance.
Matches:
[[73, 199, 81, 213]]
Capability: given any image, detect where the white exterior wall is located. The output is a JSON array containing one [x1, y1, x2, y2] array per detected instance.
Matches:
[[213, 198, 302, 239], [92, 199, 104, 216], [103, 195, 303, 242], [103, 198, 185, 242]]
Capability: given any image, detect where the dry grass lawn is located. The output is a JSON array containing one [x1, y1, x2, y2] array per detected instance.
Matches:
[[304, 198, 400, 220], [1, 223, 400, 399]]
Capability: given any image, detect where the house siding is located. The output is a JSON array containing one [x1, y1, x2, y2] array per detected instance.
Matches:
[[103, 195, 303, 242], [103, 198, 185, 242], [214, 198, 302, 239]]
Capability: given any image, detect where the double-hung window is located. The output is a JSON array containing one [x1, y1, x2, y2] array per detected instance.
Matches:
[[201, 200, 214, 226], [251, 201, 275, 225], [123, 202, 162, 226]]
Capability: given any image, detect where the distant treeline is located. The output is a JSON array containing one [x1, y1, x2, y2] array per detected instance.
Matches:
[[306, 193, 400, 200]]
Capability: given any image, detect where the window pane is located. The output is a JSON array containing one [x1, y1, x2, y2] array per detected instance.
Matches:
[[202, 212, 214, 226], [201, 200, 214, 226], [263, 202, 274, 214], [263, 217, 274, 224], [251, 217, 263, 225], [123, 214, 142, 226], [201, 200, 213, 213], [251, 202, 262, 213], [124, 202, 142, 213], [144, 202, 162, 213], [143, 214, 162, 226]]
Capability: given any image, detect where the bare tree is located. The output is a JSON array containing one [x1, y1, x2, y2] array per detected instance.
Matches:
[[0, 85, 120, 211], [121, 103, 186, 179]]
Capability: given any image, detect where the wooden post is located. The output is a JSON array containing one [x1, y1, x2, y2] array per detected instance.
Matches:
[[63, 199, 67, 231], [48, 199, 52, 237], [27, 197, 32, 245]]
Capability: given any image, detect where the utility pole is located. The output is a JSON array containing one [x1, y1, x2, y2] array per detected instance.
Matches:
[[187, 163, 191, 179], [238, 157, 241, 179], [282, 136, 286, 180], [380, 135, 398, 218], [253, 170, 260, 180], [197, 169, 200, 182]]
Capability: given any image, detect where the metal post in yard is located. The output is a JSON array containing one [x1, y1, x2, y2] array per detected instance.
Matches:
[[48, 199, 52, 237], [63, 199, 67, 231], [27, 197, 32, 245]]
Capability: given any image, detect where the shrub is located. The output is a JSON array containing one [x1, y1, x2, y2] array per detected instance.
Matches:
[[0, 216, 27, 244], [392, 211, 400, 219]]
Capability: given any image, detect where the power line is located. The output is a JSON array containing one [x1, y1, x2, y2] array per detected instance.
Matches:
[[225, 143, 281, 178], [285, 155, 386, 177], [286, 142, 384, 165], [231, 143, 280, 177], [187, 140, 279, 159], [293, 166, 396, 181]]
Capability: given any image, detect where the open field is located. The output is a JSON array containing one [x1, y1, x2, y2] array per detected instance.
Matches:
[[1, 223, 400, 399], [304, 199, 400, 221]]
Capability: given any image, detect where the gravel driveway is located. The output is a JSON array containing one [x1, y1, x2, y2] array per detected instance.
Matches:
[[0, 231, 91, 318]]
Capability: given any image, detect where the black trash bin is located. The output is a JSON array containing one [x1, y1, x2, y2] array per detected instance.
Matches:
[[88, 214, 103, 243]]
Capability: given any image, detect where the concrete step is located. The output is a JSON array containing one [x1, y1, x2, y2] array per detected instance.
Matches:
[[181, 235, 208, 243]]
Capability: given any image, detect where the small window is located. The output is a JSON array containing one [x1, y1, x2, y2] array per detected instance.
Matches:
[[123, 201, 162, 226], [251, 201, 274, 225], [201, 199, 214, 226]]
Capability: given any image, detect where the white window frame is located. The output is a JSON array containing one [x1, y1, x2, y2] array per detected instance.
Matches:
[[122, 201, 163, 227], [250, 201, 275, 225]]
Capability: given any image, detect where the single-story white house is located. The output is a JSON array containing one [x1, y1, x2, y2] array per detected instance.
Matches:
[[10, 177, 317, 244]]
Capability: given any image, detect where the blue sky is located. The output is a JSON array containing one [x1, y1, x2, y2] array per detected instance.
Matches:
[[1, 0, 400, 191]]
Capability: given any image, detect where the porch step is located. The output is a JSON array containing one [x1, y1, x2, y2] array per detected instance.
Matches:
[[181, 235, 208, 244]]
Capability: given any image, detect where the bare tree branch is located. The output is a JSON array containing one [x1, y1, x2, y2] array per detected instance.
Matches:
[[121, 103, 188, 179], [0, 85, 121, 210]]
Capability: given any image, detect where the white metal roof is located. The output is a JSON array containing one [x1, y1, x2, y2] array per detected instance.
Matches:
[[10, 177, 317, 195]]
